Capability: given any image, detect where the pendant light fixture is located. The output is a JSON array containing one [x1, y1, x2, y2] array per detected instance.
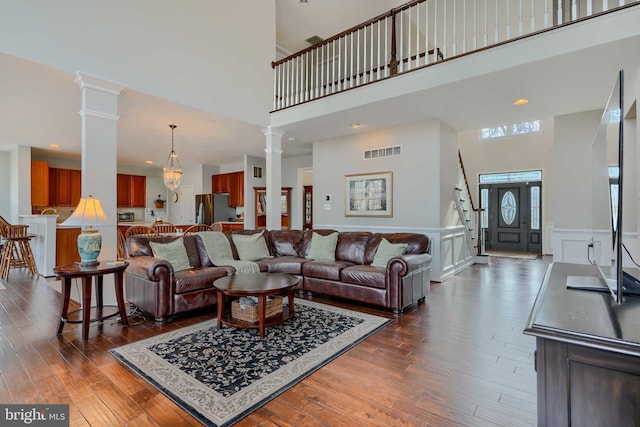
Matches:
[[163, 124, 183, 191]]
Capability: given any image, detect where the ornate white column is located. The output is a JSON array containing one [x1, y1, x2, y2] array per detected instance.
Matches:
[[74, 71, 125, 281], [263, 127, 285, 230]]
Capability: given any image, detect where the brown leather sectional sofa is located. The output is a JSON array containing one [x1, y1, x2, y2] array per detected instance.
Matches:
[[124, 229, 432, 324]]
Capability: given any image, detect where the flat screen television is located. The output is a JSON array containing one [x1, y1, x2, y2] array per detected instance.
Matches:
[[566, 69, 640, 303]]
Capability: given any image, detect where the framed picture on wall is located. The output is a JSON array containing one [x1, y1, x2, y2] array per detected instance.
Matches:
[[345, 171, 393, 217]]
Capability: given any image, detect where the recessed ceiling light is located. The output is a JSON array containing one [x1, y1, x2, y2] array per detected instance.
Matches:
[[514, 99, 529, 105], [145, 160, 153, 164], [288, 137, 295, 141], [49, 144, 60, 148], [351, 123, 363, 129]]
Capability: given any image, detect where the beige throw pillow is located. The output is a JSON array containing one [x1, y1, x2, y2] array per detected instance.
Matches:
[[231, 232, 271, 261], [372, 238, 408, 268], [307, 232, 339, 260], [149, 238, 191, 272]]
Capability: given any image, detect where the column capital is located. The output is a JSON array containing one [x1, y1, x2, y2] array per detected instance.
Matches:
[[75, 71, 126, 95], [262, 126, 286, 138]]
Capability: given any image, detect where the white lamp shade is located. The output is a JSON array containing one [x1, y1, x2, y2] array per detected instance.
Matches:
[[61, 196, 111, 227]]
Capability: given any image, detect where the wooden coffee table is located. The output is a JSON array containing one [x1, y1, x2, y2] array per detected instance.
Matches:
[[213, 273, 300, 338]]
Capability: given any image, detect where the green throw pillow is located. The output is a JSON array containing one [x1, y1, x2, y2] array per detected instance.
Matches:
[[372, 238, 408, 268], [307, 232, 338, 260], [231, 232, 271, 261], [149, 238, 191, 272]]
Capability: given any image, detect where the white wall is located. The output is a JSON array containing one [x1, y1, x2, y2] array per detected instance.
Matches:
[[313, 120, 442, 229], [243, 156, 267, 229], [0, 0, 275, 127], [282, 154, 313, 230], [0, 152, 9, 220]]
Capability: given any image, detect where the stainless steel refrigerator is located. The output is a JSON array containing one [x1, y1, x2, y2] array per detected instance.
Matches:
[[195, 194, 213, 225], [195, 194, 236, 225]]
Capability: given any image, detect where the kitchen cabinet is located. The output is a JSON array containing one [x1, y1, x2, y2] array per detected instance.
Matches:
[[31, 161, 49, 207], [254, 187, 291, 229], [228, 172, 244, 207], [48, 168, 81, 207], [117, 174, 147, 208], [212, 171, 244, 207], [56, 227, 81, 266]]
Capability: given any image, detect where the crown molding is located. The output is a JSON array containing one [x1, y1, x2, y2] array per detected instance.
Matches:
[[74, 71, 127, 95], [78, 109, 120, 121]]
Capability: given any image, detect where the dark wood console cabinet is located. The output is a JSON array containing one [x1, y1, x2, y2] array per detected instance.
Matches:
[[525, 262, 640, 426]]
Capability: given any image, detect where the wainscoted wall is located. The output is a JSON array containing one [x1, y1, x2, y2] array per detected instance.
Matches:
[[439, 225, 476, 282], [315, 224, 474, 282], [553, 228, 638, 267]]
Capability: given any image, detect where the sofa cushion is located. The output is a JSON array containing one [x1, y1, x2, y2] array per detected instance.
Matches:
[[269, 230, 304, 257], [340, 265, 386, 289], [365, 233, 431, 264], [301, 229, 338, 257], [307, 231, 339, 260], [372, 238, 408, 268], [149, 238, 191, 272], [174, 267, 228, 294], [336, 232, 371, 264], [231, 231, 271, 261], [260, 256, 307, 275], [302, 260, 354, 281]]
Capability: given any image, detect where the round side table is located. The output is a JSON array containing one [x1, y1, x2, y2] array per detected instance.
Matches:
[[53, 261, 129, 341]]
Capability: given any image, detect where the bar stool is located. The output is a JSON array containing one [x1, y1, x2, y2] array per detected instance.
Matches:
[[0, 222, 38, 281]]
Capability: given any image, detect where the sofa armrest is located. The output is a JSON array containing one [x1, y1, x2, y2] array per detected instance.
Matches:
[[387, 253, 432, 315], [126, 255, 173, 282]]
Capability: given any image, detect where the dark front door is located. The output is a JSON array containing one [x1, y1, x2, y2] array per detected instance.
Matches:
[[481, 182, 542, 253]]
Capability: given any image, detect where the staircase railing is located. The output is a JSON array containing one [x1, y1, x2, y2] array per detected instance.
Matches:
[[457, 150, 485, 258], [272, 0, 639, 111]]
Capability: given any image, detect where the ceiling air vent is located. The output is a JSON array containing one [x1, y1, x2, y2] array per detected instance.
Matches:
[[305, 35, 324, 46], [364, 145, 402, 160]]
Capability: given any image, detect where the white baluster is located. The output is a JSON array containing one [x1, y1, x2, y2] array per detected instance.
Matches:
[[399, 10, 404, 73], [463, 0, 467, 54], [332, 40, 336, 93], [443, 0, 447, 58], [519, 0, 524, 36], [363, 25, 368, 82], [531, 0, 536, 32], [416, 4, 420, 68], [473, 0, 478, 50], [557, 0, 563, 25], [603, 0, 609, 12], [370, 23, 374, 79], [425, 1, 430, 65], [295, 55, 299, 105], [572, 0, 578, 20], [506, 0, 511, 40], [587, 0, 593, 16], [377, 20, 381, 80], [452, 0, 457, 57], [407, 7, 413, 71], [304, 52, 309, 101], [544, 0, 549, 28], [356, 29, 361, 85], [484, 0, 488, 46], [495, 0, 500, 44], [433, 0, 438, 62], [350, 32, 355, 86]]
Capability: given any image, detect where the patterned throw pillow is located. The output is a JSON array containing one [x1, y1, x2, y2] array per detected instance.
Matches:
[[372, 238, 408, 268], [231, 232, 271, 261], [307, 232, 339, 261], [149, 238, 191, 272]]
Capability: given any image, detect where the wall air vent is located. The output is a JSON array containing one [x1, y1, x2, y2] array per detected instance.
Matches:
[[253, 166, 263, 178], [305, 35, 324, 46], [364, 145, 402, 160]]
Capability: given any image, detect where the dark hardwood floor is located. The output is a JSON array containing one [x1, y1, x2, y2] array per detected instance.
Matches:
[[0, 255, 550, 426]]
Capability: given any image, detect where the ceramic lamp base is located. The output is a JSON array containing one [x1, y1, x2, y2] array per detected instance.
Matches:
[[77, 227, 102, 266]]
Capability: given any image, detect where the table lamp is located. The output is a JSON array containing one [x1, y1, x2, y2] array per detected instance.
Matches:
[[61, 195, 111, 265]]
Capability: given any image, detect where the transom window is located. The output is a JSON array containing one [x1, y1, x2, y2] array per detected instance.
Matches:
[[479, 120, 541, 140], [479, 170, 542, 184]]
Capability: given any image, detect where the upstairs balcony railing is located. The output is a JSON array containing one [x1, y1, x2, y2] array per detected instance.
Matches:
[[272, 0, 639, 111]]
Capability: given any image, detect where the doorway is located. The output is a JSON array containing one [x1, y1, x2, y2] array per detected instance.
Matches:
[[480, 175, 542, 253]]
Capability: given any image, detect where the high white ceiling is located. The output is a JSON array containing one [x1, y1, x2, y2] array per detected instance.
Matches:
[[1, 1, 638, 170]]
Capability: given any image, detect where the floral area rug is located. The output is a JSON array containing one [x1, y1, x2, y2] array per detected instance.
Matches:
[[110, 298, 392, 427]]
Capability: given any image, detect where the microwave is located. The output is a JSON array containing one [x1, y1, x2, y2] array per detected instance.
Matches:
[[118, 212, 135, 222]]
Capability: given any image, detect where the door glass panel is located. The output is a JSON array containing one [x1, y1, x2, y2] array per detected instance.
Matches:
[[481, 188, 489, 229], [501, 191, 517, 225], [531, 186, 540, 230]]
